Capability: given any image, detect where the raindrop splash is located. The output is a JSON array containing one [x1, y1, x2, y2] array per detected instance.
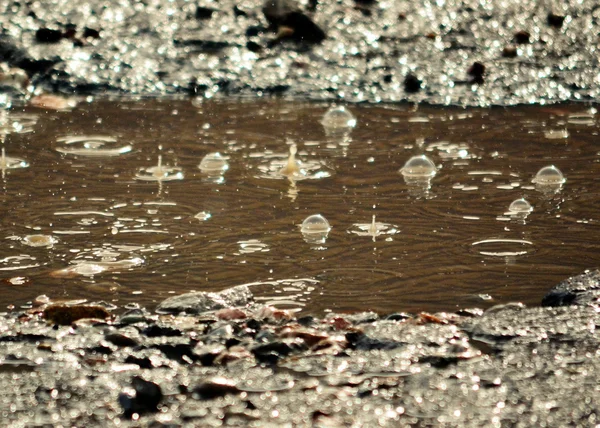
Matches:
[[22, 234, 57, 248], [279, 144, 302, 177], [349, 215, 398, 241], [300, 214, 331, 244], [321, 106, 356, 136], [135, 155, 184, 181], [56, 135, 132, 157]]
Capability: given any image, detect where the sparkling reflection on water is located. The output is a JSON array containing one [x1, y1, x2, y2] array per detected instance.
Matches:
[[0, 99, 599, 315]]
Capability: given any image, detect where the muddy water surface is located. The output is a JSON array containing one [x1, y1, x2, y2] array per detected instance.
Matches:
[[0, 99, 599, 315]]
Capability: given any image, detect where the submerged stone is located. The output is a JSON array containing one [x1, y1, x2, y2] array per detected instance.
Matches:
[[43, 305, 110, 325], [542, 270, 600, 307], [156, 284, 253, 314]]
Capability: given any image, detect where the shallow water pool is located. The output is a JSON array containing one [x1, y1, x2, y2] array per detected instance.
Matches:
[[0, 98, 599, 315]]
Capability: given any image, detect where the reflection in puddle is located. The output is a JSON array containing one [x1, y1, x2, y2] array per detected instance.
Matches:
[[0, 255, 40, 271], [251, 278, 319, 313], [544, 129, 569, 140], [50, 257, 144, 277]]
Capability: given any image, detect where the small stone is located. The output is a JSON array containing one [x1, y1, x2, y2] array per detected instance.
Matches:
[[246, 41, 262, 52], [404, 73, 421, 93], [233, 6, 248, 17], [142, 325, 183, 337], [35, 28, 63, 43], [43, 305, 110, 325], [514, 30, 531, 44], [467, 62, 485, 84], [156, 284, 253, 315], [195, 6, 216, 20], [547, 12, 566, 28], [502, 46, 518, 58], [194, 377, 240, 399], [119, 376, 163, 417], [104, 333, 139, 347], [83, 28, 101, 39]]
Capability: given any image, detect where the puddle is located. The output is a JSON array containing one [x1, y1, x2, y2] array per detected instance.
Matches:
[[0, 99, 599, 314]]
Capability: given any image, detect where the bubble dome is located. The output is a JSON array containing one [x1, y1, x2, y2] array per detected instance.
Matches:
[[301, 214, 331, 233], [399, 155, 437, 178], [321, 106, 356, 133], [301, 214, 331, 244], [508, 198, 533, 214], [532, 165, 565, 185], [199, 152, 229, 174]]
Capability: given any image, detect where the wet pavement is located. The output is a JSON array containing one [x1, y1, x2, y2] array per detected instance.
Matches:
[[1, 0, 600, 105], [1, 270, 599, 426]]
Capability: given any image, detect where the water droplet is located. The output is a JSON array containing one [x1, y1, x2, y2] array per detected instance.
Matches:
[[56, 135, 132, 157], [135, 155, 184, 181], [279, 144, 302, 177], [400, 155, 437, 178], [321, 106, 356, 135], [508, 198, 533, 214], [198, 152, 229, 174], [349, 215, 398, 241], [0, 148, 28, 170], [532, 165, 565, 185], [301, 214, 331, 244]]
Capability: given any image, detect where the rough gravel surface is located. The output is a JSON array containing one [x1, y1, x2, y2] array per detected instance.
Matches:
[[1, 0, 599, 106], [1, 271, 600, 426]]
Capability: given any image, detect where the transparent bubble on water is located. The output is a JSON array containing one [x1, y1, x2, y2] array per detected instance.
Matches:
[[508, 198, 533, 214], [532, 165, 565, 185], [199, 152, 229, 174], [400, 155, 437, 178], [301, 214, 331, 244], [321, 106, 356, 135]]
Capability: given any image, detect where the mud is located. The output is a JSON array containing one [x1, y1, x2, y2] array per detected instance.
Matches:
[[2, 0, 599, 106], [0, 270, 599, 426]]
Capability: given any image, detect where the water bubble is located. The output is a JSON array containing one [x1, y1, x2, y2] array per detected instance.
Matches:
[[56, 135, 132, 157], [532, 165, 565, 185], [508, 198, 533, 214], [199, 152, 229, 174], [400, 155, 437, 178], [321, 106, 356, 135], [301, 214, 331, 244]]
